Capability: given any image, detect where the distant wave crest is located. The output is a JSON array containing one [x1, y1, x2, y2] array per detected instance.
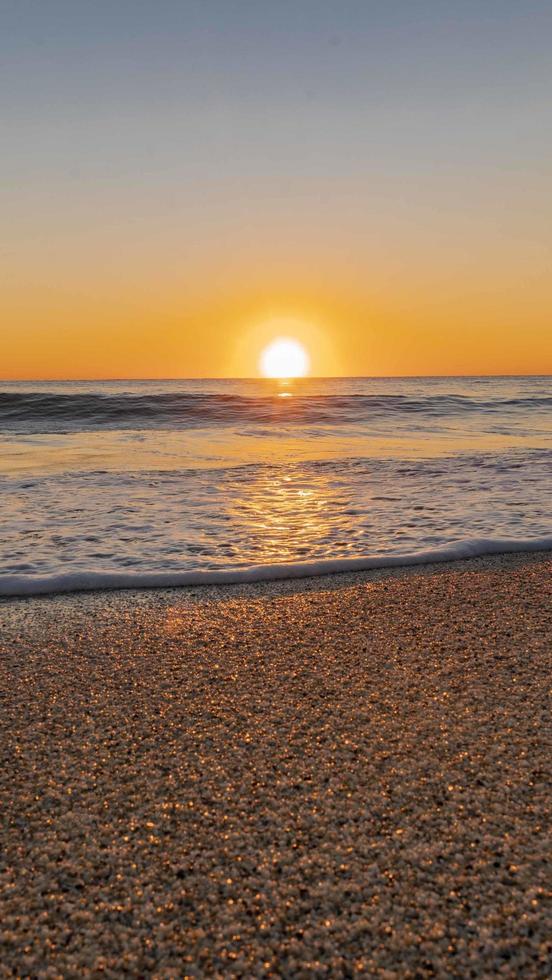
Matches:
[[2, 391, 552, 432]]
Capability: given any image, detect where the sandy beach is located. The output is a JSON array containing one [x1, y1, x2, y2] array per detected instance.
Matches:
[[0, 551, 550, 977]]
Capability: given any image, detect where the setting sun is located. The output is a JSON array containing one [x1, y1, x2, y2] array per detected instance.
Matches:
[[259, 338, 310, 379]]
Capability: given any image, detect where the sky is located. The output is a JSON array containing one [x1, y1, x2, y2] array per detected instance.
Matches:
[[2, 0, 551, 378]]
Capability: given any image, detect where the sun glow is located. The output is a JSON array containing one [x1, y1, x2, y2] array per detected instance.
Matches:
[[260, 338, 310, 378]]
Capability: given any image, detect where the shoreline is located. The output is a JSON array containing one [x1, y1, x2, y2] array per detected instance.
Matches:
[[1, 540, 552, 601], [0, 546, 550, 607], [1, 550, 551, 975]]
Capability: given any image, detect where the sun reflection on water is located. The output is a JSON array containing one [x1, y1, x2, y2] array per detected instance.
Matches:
[[227, 464, 353, 565]]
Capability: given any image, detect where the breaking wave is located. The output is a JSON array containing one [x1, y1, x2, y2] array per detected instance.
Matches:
[[2, 389, 552, 432], [1, 536, 551, 597]]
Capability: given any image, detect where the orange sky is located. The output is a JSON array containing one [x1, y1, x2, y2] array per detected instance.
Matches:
[[2, 2, 552, 379], [3, 239, 551, 378]]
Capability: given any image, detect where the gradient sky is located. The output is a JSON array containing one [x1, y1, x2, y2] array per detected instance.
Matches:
[[2, 0, 551, 378]]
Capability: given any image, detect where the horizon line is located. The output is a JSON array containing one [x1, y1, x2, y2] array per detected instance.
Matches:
[[1, 372, 551, 383]]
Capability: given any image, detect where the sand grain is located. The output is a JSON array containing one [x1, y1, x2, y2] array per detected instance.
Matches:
[[0, 552, 551, 977]]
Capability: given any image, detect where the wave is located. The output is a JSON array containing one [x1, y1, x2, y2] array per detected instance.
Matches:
[[1, 391, 551, 431], [1, 536, 550, 597]]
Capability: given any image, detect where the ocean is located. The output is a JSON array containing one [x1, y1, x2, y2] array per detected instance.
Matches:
[[0, 376, 550, 595]]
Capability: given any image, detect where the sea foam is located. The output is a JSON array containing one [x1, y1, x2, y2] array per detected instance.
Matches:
[[1, 536, 550, 597]]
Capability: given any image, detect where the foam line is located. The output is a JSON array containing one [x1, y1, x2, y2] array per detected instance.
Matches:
[[0, 536, 551, 597]]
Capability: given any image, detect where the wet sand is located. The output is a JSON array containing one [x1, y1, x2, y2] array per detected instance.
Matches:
[[0, 552, 551, 977]]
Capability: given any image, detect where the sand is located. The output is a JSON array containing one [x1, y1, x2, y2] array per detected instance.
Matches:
[[0, 551, 551, 977]]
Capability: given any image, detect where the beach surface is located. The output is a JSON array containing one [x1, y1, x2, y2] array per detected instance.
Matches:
[[0, 552, 550, 977]]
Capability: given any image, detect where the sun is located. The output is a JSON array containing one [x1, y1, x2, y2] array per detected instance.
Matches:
[[259, 338, 310, 379]]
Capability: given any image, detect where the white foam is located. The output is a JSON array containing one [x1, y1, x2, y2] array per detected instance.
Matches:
[[0, 536, 550, 597]]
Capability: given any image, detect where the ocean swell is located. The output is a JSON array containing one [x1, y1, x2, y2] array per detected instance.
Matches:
[[2, 390, 551, 433]]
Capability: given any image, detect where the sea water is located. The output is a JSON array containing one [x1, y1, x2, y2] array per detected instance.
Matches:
[[0, 376, 550, 595]]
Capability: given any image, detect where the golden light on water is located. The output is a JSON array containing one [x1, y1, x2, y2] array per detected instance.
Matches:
[[259, 338, 310, 379]]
